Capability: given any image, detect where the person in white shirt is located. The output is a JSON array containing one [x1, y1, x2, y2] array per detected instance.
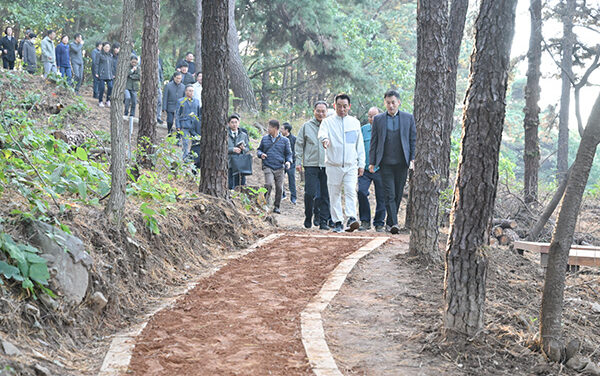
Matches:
[[192, 72, 202, 104], [318, 93, 365, 233]]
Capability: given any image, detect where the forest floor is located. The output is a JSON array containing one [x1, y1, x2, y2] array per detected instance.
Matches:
[[1, 73, 599, 375]]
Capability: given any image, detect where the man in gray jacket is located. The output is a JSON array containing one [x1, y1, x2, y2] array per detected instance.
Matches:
[[41, 30, 57, 77], [296, 101, 332, 230], [162, 72, 185, 134], [69, 34, 84, 93], [21, 33, 37, 74]]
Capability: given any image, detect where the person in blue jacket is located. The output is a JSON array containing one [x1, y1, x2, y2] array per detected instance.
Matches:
[[175, 85, 202, 160], [55, 35, 72, 84], [257, 120, 292, 214]]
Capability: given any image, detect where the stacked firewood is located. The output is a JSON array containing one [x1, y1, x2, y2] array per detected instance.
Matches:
[[490, 219, 520, 246]]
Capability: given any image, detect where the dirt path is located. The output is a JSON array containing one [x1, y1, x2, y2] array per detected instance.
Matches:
[[128, 234, 375, 375]]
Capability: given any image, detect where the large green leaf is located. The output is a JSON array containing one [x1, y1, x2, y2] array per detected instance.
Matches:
[[0, 261, 24, 281], [75, 147, 88, 161], [24, 252, 47, 264], [28, 263, 50, 285]]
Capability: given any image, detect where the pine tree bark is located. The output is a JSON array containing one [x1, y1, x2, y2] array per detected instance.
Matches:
[[137, 0, 160, 164], [105, 0, 136, 224], [440, 0, 469, 187], [261, 70, 270, 113], [557, 0, 576, 181], [523, 0, 542, 203], [199, 0, 229, 197], [408, 0, 448, 264], [540, 93, 600, 362], [443, 0, 517, 336], [194, 0, 202, 72], [228, 0, 257, 112]]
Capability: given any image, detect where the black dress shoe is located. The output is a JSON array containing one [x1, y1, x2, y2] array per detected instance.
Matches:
[[273, 207, 281, 214], [304, 218, 312, 229], [319, 223, 330, 230]]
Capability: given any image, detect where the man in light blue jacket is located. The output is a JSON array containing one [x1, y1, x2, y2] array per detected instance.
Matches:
[[69, 34, 84, 93], [41, 30, 57, 77], [318, 93, 365, 233]]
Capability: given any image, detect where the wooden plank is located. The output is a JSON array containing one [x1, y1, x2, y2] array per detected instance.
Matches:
[[514, 241, 550, 253]]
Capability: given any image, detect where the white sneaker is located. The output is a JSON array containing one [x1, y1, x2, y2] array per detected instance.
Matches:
[[106, 100, 111, 108], [99, 102, 104, 107]]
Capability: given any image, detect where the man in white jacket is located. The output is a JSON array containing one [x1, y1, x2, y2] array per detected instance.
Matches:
[[318, 93, 365, 233]]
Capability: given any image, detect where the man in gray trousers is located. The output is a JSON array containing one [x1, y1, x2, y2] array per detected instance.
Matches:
[[69, 34, 84, 93]]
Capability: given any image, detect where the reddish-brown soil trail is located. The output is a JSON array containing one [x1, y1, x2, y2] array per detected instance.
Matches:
[[128, 234, 374, 375]]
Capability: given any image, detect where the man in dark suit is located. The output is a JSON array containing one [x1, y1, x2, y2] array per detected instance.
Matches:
[[368, 89, 416, 234], [227, 114, 251, 189], [0, 27, 18, 70], [281, 122, 297, 204]]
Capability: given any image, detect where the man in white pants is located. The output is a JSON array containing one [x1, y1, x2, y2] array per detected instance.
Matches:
[[318, 93, 365, 233]]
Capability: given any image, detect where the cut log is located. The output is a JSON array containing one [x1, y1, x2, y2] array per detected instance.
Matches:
[[492, 226, 504, 238], [492, 218, 517, 229], [490, 237, 499, 246], [498, 235, 510, 246], [504, 228, 520, 242]]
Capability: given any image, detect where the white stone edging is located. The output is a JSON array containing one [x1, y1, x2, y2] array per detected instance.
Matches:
[[97, 233, 284, 376], [300, 236, 390, 376]]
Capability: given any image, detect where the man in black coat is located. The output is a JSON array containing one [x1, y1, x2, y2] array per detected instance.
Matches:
[[281, 122, 297, 204], [0, 27, 18, 70], [368, 89, 416, 234]]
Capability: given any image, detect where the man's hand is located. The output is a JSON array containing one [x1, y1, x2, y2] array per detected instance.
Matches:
[[368, 164, 375, 173], [233, 147, 241, 154], [296, 164, 302, 172], [260, 153, 267, 159], [409, 160, 414, 170], [322, 139, 329, 149], [358, 168, 364, 177], [285, 162, 291, 170]]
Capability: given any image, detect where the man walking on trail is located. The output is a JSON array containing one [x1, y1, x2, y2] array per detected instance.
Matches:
[[41, 30, 57, 77], [296, 101, 332, 230], [281, 122, 297, 204], [162, 71, 185, 134], [318, 94, 365, 233], [21, 33, 37, 74], [0, 27, 17, 70], [228, 114, 250, 189], [176, 52, 195, 75], [257, 120, 292, 214], [179, 62, 195, 85], [91, 42, 102, 98], [358, 107, 386, 232], [176, 84, 201, 160], [369, 89, 416, 234], [70, 34, 84, 94]]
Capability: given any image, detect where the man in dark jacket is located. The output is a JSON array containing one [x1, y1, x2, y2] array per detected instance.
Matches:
[[124, 57, 140, 117], [228, 114, 251, 189], [17, 28, 31, 60], [91, 42, 102, 98], [55, 35, 71, 84], [176, 52, 195, 75], [176, 85, 201, 160], [111, 42, 120, 78], [21, 33, 37, 74], [257, 120, 292, 214], [162, 72, 185, 133], [93, 42, 114, 107], [0, 27, 18, 70], [368, 89, 416, 234], [281, 122, 297, 204], [70, 33, 84, 93], [179, 62, 195, 85]]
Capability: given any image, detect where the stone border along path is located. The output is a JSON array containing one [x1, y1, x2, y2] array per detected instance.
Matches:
[[299, 236, 389, 376], [98, 233, 389, 375], [97, 233, 283, 376]]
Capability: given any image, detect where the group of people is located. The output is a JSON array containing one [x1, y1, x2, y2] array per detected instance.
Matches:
[[228, 90, 415, 234]]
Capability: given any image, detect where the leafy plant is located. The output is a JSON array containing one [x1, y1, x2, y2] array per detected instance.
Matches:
[[139, 202, 165, 235], [0, 233, 53, 298]]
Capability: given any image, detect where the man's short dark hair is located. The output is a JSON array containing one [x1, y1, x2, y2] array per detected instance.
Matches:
[[28, 32, 36, 39], [46, 30, 55, 37], [102, 41, 110, 48], [314, 100, 328, 109], [180, 61, 189, 68], [334, 93, 351, 104], [268, 119, 280, 129], [185, 84, 194, 90], [283, 122, 292, 132], [172, 71, 182, 79], [228, 114, 240, 122], [95, 41, 102, 47], [113, 42, 121, 49], [186, 52, 193, 56], [384, 89, 401, 100], [74, 33, 82, 40], [130, 56, 138, 61], [4, 27, 11, 34]]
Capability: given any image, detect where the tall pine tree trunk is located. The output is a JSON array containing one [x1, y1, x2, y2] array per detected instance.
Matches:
[[261, 70, 270, 113], [540, 93, 600, 362], [137, 0, 160, 164], [440, 0, 469, 188], [105, 0, 135, 224], [199, 0, 229, 197], [557, 0, 576, 181], [227, 0, 257, 112], [194, 0, 203, 72], [443, 0, 517, 337], [523, 0, 542, 203], [408, 0, 448, 264]]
